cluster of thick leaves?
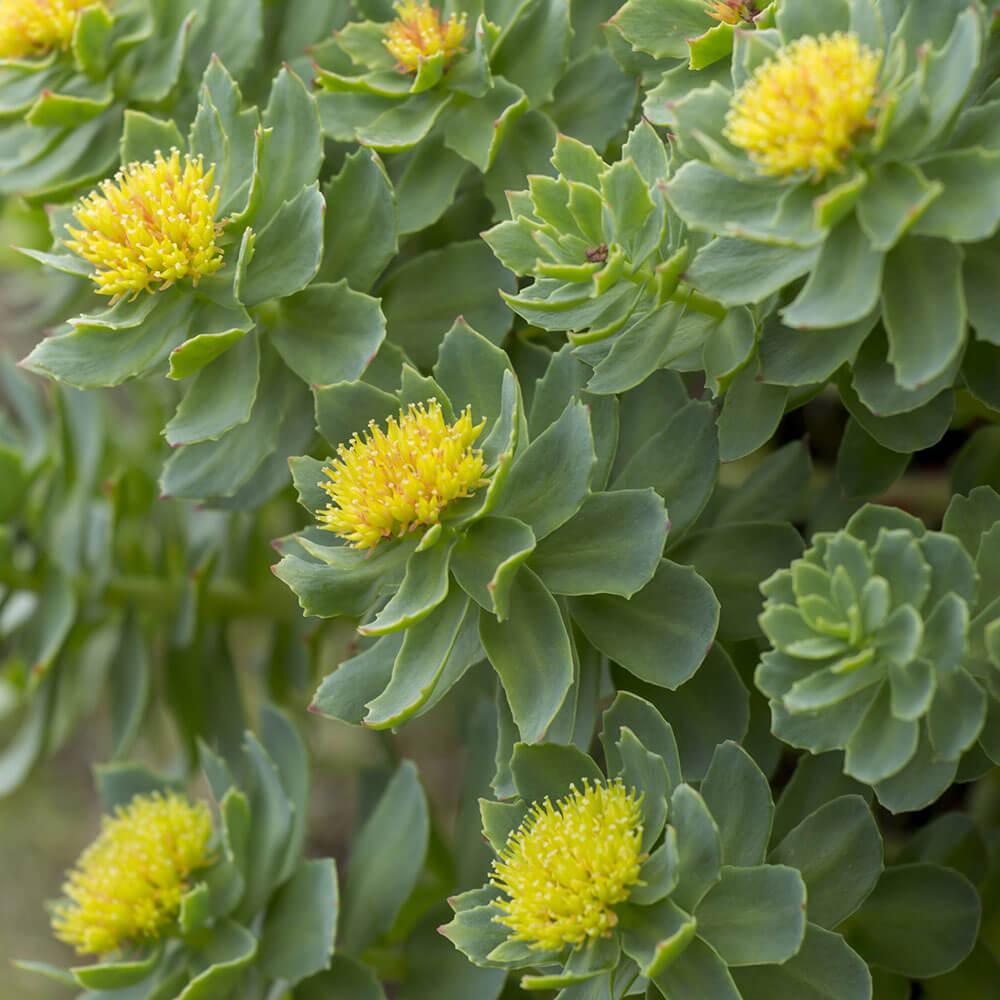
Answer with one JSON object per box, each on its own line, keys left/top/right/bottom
{"left": 1, "top": 0, "right": 1000, "bottom": 998}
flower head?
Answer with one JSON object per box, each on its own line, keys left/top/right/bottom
{"left": 705, "top": 0, "right": 757, "bottom": 25}
{"left": 318, "top": 399, "right": 487, "bottom": 550}
{"left": 65, "top": 150, "right": 224, "bottom": 301}
{"left": 384, "top": 1, "right": 466, "bottom": 73}
{"left": 0, "top": 0, "right": 98, "bottom": 60}
{"left": 725, "top": 32, "right": 882, "bottom": 179}
{"left": 491, "top": 780, "right": 645, "bottom": 952}
{"left": 52, "top": 792, "right": 213, "bottom": 956}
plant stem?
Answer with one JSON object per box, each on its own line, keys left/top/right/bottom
{"left": 0, "top": 566, "right": 302, "bottom": 622}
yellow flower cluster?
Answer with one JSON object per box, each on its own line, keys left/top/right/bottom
{"left": 384, "top": 0, "right": 467, "bottom": 73}
{"left": 65, "top": 150, "right": 224, "bottom": 301}
{"left": 705, "top": 0, "right": 757, "bottom": 25}
{"left": 52, "top": 792, "right": 213, "bottom": 956}
{"left": 318, "top": 399, "right": 487, "bottom": 550}
{"left": 725, "top": 32, "right": 882, "bottom": 179}
{"left": 0, "top": 0, "right": 97, "bottom": 60}
{"left": 491, "top": 780, "right": 645, "bottom": 952}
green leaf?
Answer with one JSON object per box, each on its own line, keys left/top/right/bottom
{"left": 259, "top": 858, "right": 338, "bottom": 985}
{"left": 671, "top": 523, "right": 804, "bottom": 641}
{"left": 296, "top": 957, "right": 387, "bottom": 1000}
{"left": 319, "top": 149, "right": 396, "bottom": 291}
{"left": 72, "top": 946, "right": 162, "bottom": 990}
{"left": 695, "top": 864, "right": 807, "bottom": 966}
{"left": 612, "top": 0, "right": 710, "bottom": 60}
{"left": 733, "top": 924, "right": 873, "bottom": 1000}
{"left": 882, "top": 236, "right": 967, "bottom": 390}
{"left": 701, "top": 742, "right": 773, "bottom": 868}
{"left": 839, "top": 376, "right": 954, "bottom": 455}
{"left": 314, "top": 379, "right": 399, "bottom": 449}
{"left": 856, "top": 161, "right": 942, "bottom": 251}
{"left": 717, "top": 363, "right": 789, "bottom": 462}
{"left": 242, "top": 183, "right": 324, "bottom": 307}
{"left": 311, "top": 634, "right": 401, "bottom": 726}
{"left": 357, "top": 90, "right": 453, "bottom": 152}
{"left": 381, "top": 240, "right": 516, "bottom": 369}
{"left": 600, "top": 691, "right": 682, "bottom": 790}
{"left": 258, "top": 66, "right": 323, "bottom": 223}
{"left": 363, "top": 589, "right": 471, "bottom": 728}
{"left": 781, "top": 216, "right": 884, "bottom": 329}
{"left": 687, "top": 238, "right": 820, "bottom": 307}
{"left": 547, "top": 49, "right": 636, "bottom": 151}
{"left": 770, "top": 795, "right": 883, "bottom": 929}
{"left": 433, "top": 318, "right": 515, "bottom": 431}
{"left": 495, "top": 401, "right": 594, "bottom": 539}
{"left": 844, "top": 863, "right": 980, "bottom": 979}
{"left": 671, "top": 783, "right": 722, "bottom": 911}
{"left": 176, "top": 920, "right": 258, "bottom": 1000}
{"left": 963, "top": 236, "right": 1000, "bottom": 345}
{"left": 844, "top": 681, "right": 919, "bottom": 785}
{"left": 510, "top": 742, "right": 604, "bottom": 804}
{"left": 270, "top": 282, "right": 385, "bottom": 387}
{"left": 612, "top": 400, "right": 719, "bottom": 538}
{"left": 619, "top": 898, "right": 698, "bottom": 979}
{"left": 443, "top": 78, "right": 528, "bottom": 172}
{"left": 572, "top": 560, "right": 719, "bottom": 688}
{"left": 913, "top": 149, "right": 1000, "bottom": 243}
{"left": 339, "top": 761, "right": 429, "bottom": 954}
{"left": 165, "top": 333, "right": 259, "bottom": 446}
{"left": 836, "top": 418, "right": 910, "bottom": 499}
{"left": 491, "top": 0, "right": 571, "bottom": 106}
{"left": 120, "top": 110, "right": 185, "bottom": 165}
{"left": 22, "top": 292, "right": 193, "bottom": 389}
{"left": 451, "top": 515, "right": 536, "bottom": 619}
{"left": 109, "top": 615, "right": 150, "bottom": 760}
{"left": 479, "top": 567, "right": 574, "bottom": 743}
{"left": 650, "top": 936, "right": 741, "bottom": 1000}
{"left": 531, "top": 489, "right": 668, "bottom": 597}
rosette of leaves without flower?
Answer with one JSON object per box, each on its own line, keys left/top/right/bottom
{"left": 20, "top": 708, "right": 352, "bottom": 997}
{"left": 275, "top": 322, "right": 727, "bottom": 743}
{"left": 0, "top": 0, "right": 204, "bottom": 202}
{"left": 484, "top": 123, "right": 774, "bottom": 399}
{"left": 757, "top": 500, "right": 1000, "bottom": 813}
{"left": 658, "top": 0, "right": 1000, "bottom": 400}
{"left": 442, "top": 691, "right": 906, "bottom": 1000}
{"left": 18, "top": 57, "right": 390, "bottom": 505}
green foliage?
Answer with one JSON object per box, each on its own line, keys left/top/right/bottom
{"left": 0, "top": 1, "right": 998, "bottom": 997}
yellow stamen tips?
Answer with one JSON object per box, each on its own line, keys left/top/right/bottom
{"left": 51, "top": 792, "right": 213, "bottom": 956}
{"left": 705, "top": 0, "right": 756, "bottom": 25}
{"left": 491, "top": 780, "right": 645, "bottom": 953}
{"left": 318, "top": 399, "right": 488, "bottom": 550}
{"left": 0, "top": 0, "right": 98, "bottom": 60}
{"left": 65, "top": 150, "right": 224, "bottom": 302}
{"left": 384, "top": 1, "right": 467, "bottom": 73}
{"left": 725, "top": 32, "right": 882, "bottom": 179}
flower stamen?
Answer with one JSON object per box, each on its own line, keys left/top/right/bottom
{"left": 0, "top": 0, "right": 100, "bottom": 60}
{"left": 65, "top": 150, "right": 225, "bottom": 301}
{"left": 318, "top": 399, "right": 488, "bottom": 550}
{"left": 52, "top": 792, "right": 213, "bottom": 956}
{"left": 725, "top": 32, "right": 882, "bottom": 179}
{"left": 491, "top": 780, "right": 645, "bottom": 952}
{"left": 384, "top": 1, "right": 467, "bottom": 73}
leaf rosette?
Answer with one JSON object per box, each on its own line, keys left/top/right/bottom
{"left": 0, "top": 0, "right": 200, "bottom": 202}
{"left": 276, "top": 322, "right": 690, "bottom": 741}
{"left": 443, "top": 692, "right": 885, "bottom": 999}
{"left": 313, "top": 0, "right": 556, "bottom": 171}
{"left": 659, "top": 0, "right": 999, "bottom": 393}
{"left": 24, "top": 708, "right": 343, "bottom": 997}
{"left": 757, "top": 498, "right": 1000, "bottom": 813}
{"left": 17, "top": 57, "right": 390, "bottom": 506}
{"left": 484, "top": 123, "right": 770, "bottom": 398}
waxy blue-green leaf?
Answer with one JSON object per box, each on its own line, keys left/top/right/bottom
{"left": 451, "top": 516, "right": 536, "bottom": 619}
{"left": 572, "top": 560, "right": 719, "bottom": 688}
{"left": 700, "top": 742, "right": 773, "bottom": 868}
{"left": 339, "top": 761, "right": 429, "bottom": 954}
{"left": 480, "top": 567, "right": 573, "bottom": 743}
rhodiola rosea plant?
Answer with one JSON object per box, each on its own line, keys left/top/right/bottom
{"left": 0, "top": 0, "right": 998, "bottom": 997}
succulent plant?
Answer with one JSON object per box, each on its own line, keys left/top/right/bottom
{"left": 276, "top": 321, "right": 726, "bottom": 742}
{"left": 0, "top": 0, "right": 210, "bottom": 201}
{"left": 442, "top": 691, "right": 969, "bottom": 999}
{"left": 22, "top": 707, "right": 343, "bottom": 997}
{"left": 659, "top": 0, "right": 998, "bottom": 395}
{"left": 758, "top": 497, "right": 1000, "bottom": 812}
